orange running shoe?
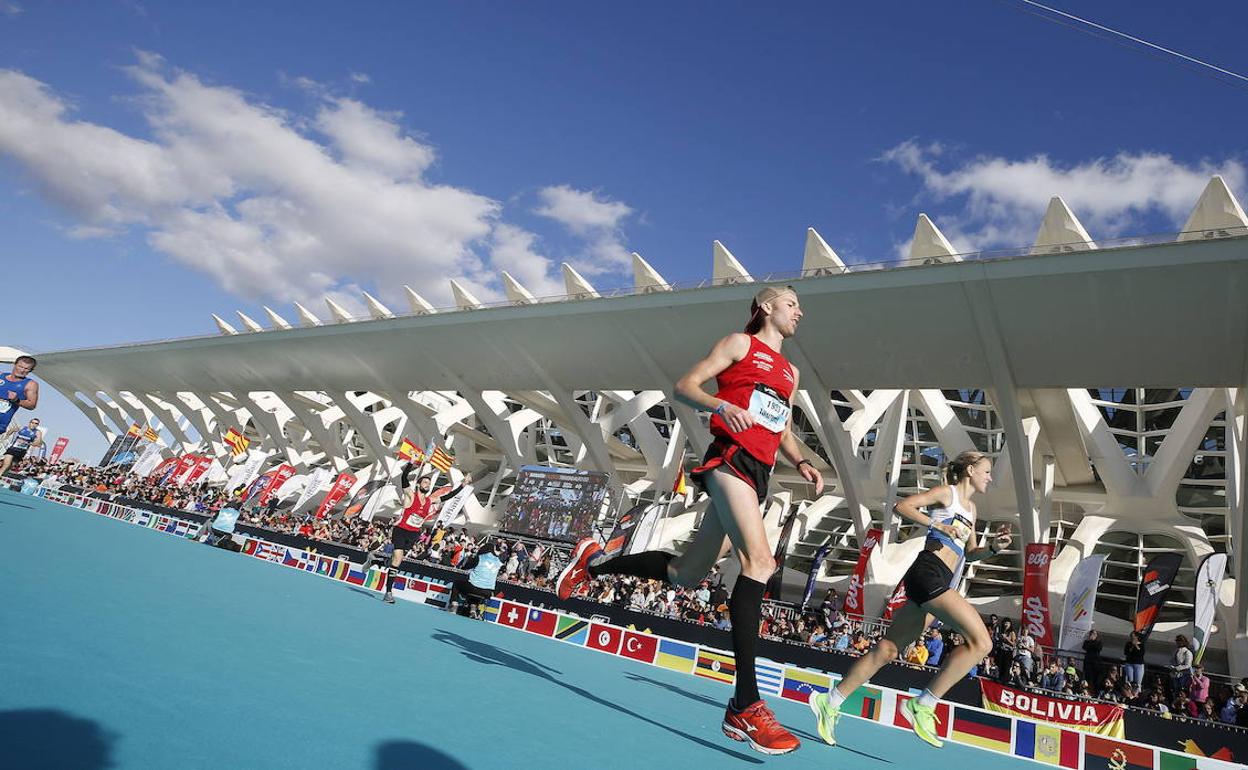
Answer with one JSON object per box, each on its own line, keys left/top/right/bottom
{"left": 721, "top": 699, "right": 801, "bottom": 755}
{"left": 556, "top": 538, "right": 602, "bottom": 601}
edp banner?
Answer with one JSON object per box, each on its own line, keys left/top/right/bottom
{"left": 314, "top": 471, "right": 357, "bottom": 519}
{"left": 1021, "top": 543, "right": 1056, "bottom": 653}
{"left": 843, "top": 528, "right": 883, "bottom": 621}
{"left": 49, "top": 436, "right": 69, "bottom": 464}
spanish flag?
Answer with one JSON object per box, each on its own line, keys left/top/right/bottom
{"left": 429, "top": 446, "right": 455, "bottom": 473}
{"left": 126, "top": 423, "right": 142, "bottom": 438}
{"left": 396, "top": 437, "right": 420, "bottom": 461}
{"left": 672, "top": 468, "right": 688, "bottom": 495}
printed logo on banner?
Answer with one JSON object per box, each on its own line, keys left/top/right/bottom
{"left": 554, "top": 616, "right": 589, "bottom": 645}
{"left": 498, "top": 602, "right": 528, "bottom": 629}
{"left": 619, "top": 631, "right": 658, "bottom": 664}
{"left": 655, "top": 639, "right": 697, "bottom": 673}
{"left": 525, "top": 608, "right": 558, "bottom": 637}
{"left": 695, "top": 649, "right": 736, "bottom": 684}
{"left": 781, "top": 667, "right": 831, "bottom": 703}
{"left": 586, "top": 623, "right": 623, "bottom": 655}
{"left": 951, "top": 706, "right": 1013, "bottom": 753}
{"left": 894, "top": 693, "right": 951, "bottom": 738}
{"left": 1083, "top": 735, "right": 1154, "bottom": 770}
{"left": 1014, "top": 720, "right": 1081, "bottom": 768}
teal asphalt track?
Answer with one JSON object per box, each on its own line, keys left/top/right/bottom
{"left": 0, "top": 489, "right": 1041, "bottom": 769}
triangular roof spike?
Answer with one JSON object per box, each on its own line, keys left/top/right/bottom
{"left": 712, "top": 240, "right": 753, "bottom": 284}
{"left": 802, "top": 228, "right": 847, "bottom": 274}
{"left": 1179, "top": 175, "right": 1248, "bottom": 242}
{"left": 263, "top": 306, "right": 292, "bottom": 330}
{"left": 235, "top": 311, "right": 265, "bottom": 333}
{"left": 500, "top": 271, "right": 537, "bottom": 305}
{"left": 212, "top": 314, "right": 238, "bottom": 335}
{"left": 908, "top": 213, "right": 961, "bottom": 263}
{"left": 632, "top": 252, "right": 670, "bottom": 292}
{"left": 324, "top": 296, "right": 354, "bottom": 323}
{"left": 1032, "top": 196, "right": 1096, "bottom": 253}
{"left": 362, "top": 291, "right": 395, "bottom": 319}
{"left": 449, "top": 279, "right": 484, "bottom": 310}
{"left": 561, "top": 263, "right": 599, "bottom": 298}
{"left": 403, "top": 285, "right": 437, "bottom": 314}
{"left": 293, "top": 302, "right": 323, "bottom": 327}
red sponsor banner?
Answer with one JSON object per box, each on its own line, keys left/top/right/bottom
{"left": 314, "top": 471, "right": 357, "bottom": 519}
{"left": 147, "top": 457, "right": 180, "bottom": 481}
{"left": 843, "top": 527, "right": 882, "bottom": 621}
{"left": 586, "top": 623, "right": 623, "bottom": 654}
{"left": 184, "top": 455, "right": 214, "bottom": 486}
{"left": 171, "top": 454, "right": 197, "bottom": 484}
{"left": 980, "top": 679, "right": 1125, "bottom": 738}
{"left": 880, "top": 581, "right": 909, "bottom": 622}
{"left": 620, "top": 631, "right": 658, "bottom": 664}
{"left": 1021, "top": 543, "right": 1056, "bottom": 652}
{"left": 258, "top": 463, "right": 296, "bottom": 505}
{"left": 49, "top": 437, "right": 70, "bottom": 464}
{"left": 498, "top": 601, "right": 527, "bottom": 629}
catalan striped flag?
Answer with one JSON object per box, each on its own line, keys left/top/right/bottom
{"left": 951, "top": 707, "right": 1013, "bottom": 753}
{"left": 143, "top": 426, "right": 160, "bottom": 443}
{"left": 222, "top": 427, "right": 250, "bottom": 456}
{"left": 695, "top": 648, "right": 735, "bottom": 684}
{"left": 429, "top": 446, "right": 455, "bottom": 474}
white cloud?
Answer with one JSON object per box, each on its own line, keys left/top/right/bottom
{"left": 882, "top": 140, "right": 1245, "bottom": 253}
{"left": 1, "top": 2, "right": 22, "bottom": 18}
{"left": 535, "top": 184, "right": 634, "bottom": 274}
{"left": 0, "top": 55, "right": 638, "bottom": 310}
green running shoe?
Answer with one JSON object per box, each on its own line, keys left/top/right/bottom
{"left": 808, "top": 691, "right": 841, "bottom": 746}
{"left": 903, "top": 698, "right": 943, "bottom": 748}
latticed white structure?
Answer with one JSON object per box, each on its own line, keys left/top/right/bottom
{"left": 19, "top": 176, "right": 1248, "bottom": 674}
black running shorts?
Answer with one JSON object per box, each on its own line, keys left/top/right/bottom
{"left": 3, "top": 447, "right": 27, "bottom": 461}
{"left": 690, "top": 439, "right": 772, "bottom": 504}
{"left": 391, "top": 527, "right": 421, "bottom": 552}
{"left": 902, "top": 549, "right": 955, "bottom": 606}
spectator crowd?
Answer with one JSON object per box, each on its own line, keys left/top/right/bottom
{"left": 10, "top": 456, "right": 1248, "bottom": 729}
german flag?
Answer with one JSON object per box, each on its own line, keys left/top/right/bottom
{"left": 951, "top": 706, "right": 1012, "bottom": 753}
{"left": 694, "top": 648, "right": 735, "bottom": 684}
{"left": 429, "top": 446, "right": 455, "bottom": 473}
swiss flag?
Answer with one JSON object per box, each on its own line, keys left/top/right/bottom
{"left": 619, "top": 631, "right": 658, "bottom": 664}
{"left": 499, "top": 601, "right": 528, "bottom": 629}
{"left": 586, "top": 622, "right": 623, "bottom": 654}
{"left": 525, "top": 608, "right": 558, "bottom": 637}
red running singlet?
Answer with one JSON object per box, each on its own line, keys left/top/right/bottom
{"left": 397, "top": 494, "right": 436, "bottom": 531}
{"left": 708, "top": 335, "right": 796, "bottom": 465}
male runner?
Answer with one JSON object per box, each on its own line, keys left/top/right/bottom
{"left": 0, "top": 417, "right": 43, "bottom": 476}
{"left": 382, "top": 466, "right": 471, "bottom": 603}
{"left": 0, "top": 355, "right": 38, "bottom": 437}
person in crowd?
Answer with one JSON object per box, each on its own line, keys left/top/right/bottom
{"left": 1040, "top": 660, "right": 1067, "bottom": 692}
{"left": 809, "top": 451, "right": 1010, "bottom": 750}
{"left": 1015, "top": 627, "right": 1036, "bottom": 678}
{"left": 925, "top": 628, "right": 945, "bottom": 667}
{"left": 1171, "top": 634, "right": 1194, "bottom": 694}
{"left": 1188, "top": 663, "right": 1210, "bottom": 709}
{"left": 993, "top": 618, "right": 1017, "bottom": 682}
{"left": 0, "top": 417, "right": 43, "bottom": 477}
{"left": 1082, "top": 630, "right": 1103, "bottom": 690}
{"left": 904, "top": 640, "right": 929, "bottom": 666}
{"left": 451, "top": 539, "right": 504, "bottom": 617}
{"left": 1123, "top": 632, "right": 1146, "bottom": 688}
{"left": 556, "top": 285, "right": 822, "bottom": 755}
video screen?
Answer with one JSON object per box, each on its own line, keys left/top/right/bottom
{"left": 499, "top": 465, "right": 610, "bottom": 543}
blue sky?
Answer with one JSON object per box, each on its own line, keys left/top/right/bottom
{"left": 2, "top": 0, "right": 1245, "bottom": 460}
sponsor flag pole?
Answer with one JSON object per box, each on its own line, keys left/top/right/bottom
{"left": 1192, "top": 552, "right": 1227, "bottom": 664}
{"left": 1134, "top": 552, "right": 1184, "bottom": 643}
{"left": 1058, "top": 554, "right": 1106, "bottom": 653}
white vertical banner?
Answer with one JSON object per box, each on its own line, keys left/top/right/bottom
{"left": 227, "top": 451, "right": 266, "bottom": 491}
{"left": 625, "top": 503, "right": 665, "bottom": 555}
{"left": 293, "top": 467, "right": 334, "bottom": 513}
{"left": 1193, "top": 552, "right": 1228, "bottom": 664}
{"left": 434, "top": 484, "right": 475, "bottom": 527}
{"left": 1058, "top": 554, "right": 1106, "bottom": 652}
{"left": 130, "top": 443, "right": 164, "bottom": 477}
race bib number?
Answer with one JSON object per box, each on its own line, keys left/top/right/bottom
{"left": 748, "top": 385, "right": 790, "bottom": 433}
{"left": 0, "top": 400, "right": 10, "bottom": 414}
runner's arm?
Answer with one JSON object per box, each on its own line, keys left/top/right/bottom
{"left": 893, "top": 486, "right": 956, "bottom": 536}
{"left": 16, "top": 380, "right": 37, "bottom": 409}
{"left": 965, "top": 523, "right": 1011, "bottom": 562}
{"left": 674, "top": 333, "right": 752, "bottom": 431}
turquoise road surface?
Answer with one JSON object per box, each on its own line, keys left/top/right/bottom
{"left": 0, "top": 489, "right": 1037, "bottom": 769}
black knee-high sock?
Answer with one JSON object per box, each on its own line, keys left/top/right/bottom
{"left": 729, "top": 575, "right": 766, "bottom": 708}
{"left": 386, "top": 567, "right": 398, "bottom": 592}
{"left": 587, "top": 550, "right": 672, "bottom": 582}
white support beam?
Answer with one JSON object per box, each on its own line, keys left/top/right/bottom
{"left": 501, "top": 272, "right": 538, "bottom": 305}
{"left": 404, "top": 286, "right": 438, "bottom": 315}
{"left": 803, "top": 228, "right": 847, "bottom": 275}
{"left": 263, "top": 307, "right": 293, "bottom": 330}
{"left": 212, "top": 314, "right": 239, "bottom": 335}
{"left": 632, "top": 252, "right": 670, "bottom": 293}
{"left": 909, "top": 213, "right": 960, "bottom": 264}
{"left": 236, "top": 311, "right": 265, "bottom": 333}
{"left": 1180, "top": 175, "right": 1248, "bottom": 241}
{"left": 712, "top": 240, "right": 752, "bottom": 284}
{"left": 363, "top": 292, "right": 395, "bottom": 320}
{"left": 325, "top": 297, "right": 355, "bottom": 324}
{"left": 293, "top": 302, "right": 323, "bottom": 327}
{"left": 561, "top": 263, "right": 599, "bottom": 299}
{"left": 450, "top": 279, "right": 485, "bottom": 310}
{"left": 1032, "top": 197, "right": 1096, "bottom": 253}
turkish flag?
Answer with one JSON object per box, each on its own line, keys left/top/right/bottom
{"left": 586, "top": 622, "right": 623, "bottom": 654}
{"left": 619, "top": 631, "right": 658, "bottom": 663}
{"left": 498, "top": 601, "right": 528, "bottom": 629}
